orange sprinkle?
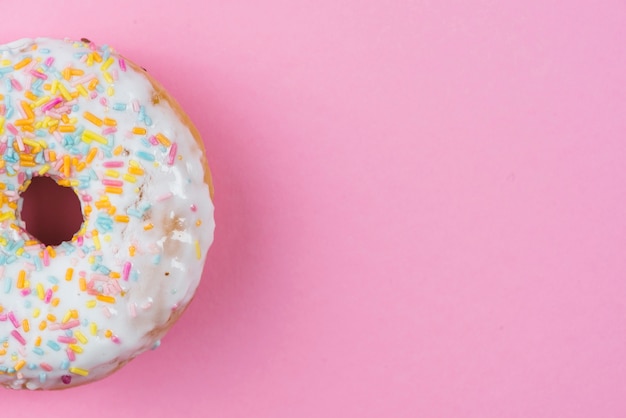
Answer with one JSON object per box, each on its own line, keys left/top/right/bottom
{"left": 84, "top": 111, "right": 103, "bottom": 127}
{"left": 114, "top": 215, "right": 129, "bottom": 223}
{"left": 96, "top": 295, "right": 115, "bottom": 304}
{"left": 156, "top": 133, "right": 171, "bottom": 147}
{"left": 113, "top": 145, "right": 123, "bottom": 156}
{"left": 79, "top": 277, "right": 87, "bottom": 291}
{"left": 85, "top": 147, "right": 98, "bottom": 164}
{"left": 16, "top": 270, "right": 25, "bottom": 289}
{"left": 128, "top": 166, "right": 144, "bottom": 176}
{"left": 105, "top": 186, "right": 123, "bottom": 194}
{"left": 63, "top": 154, "right": 71, "bottom": 177}
{"left": 51, "top": 298, "right": 60, "bottom": 307}
{"left": 22, "top": 319, "right": 29, "bottom": 332}
{"left": 24, "top": 90, "right": 38, "bottom": 101}
{"left": 129, "top": 245, "right": 136, "bottom": 256}
{"left": 143, "top": 223, "right": 153, "bottom": 231}
{"left": 13, "top": 57, "right": 32, "bottom": 70}
{"left": 132, "top": 127, "right": 147, "bottom": 135}
{"left": 39, "top": 321, "right": 47, "bottom": 331}
{"left": 65, "top": 268, "right": 73, "bottom": 281}
{"left": 34, "top": 336, "right": 42, "bottom": 346}
{"left": 103, "top": 117, "right": 117, "bottom": 126}
{"left": 59, "top": 125, "right": 76, "bottom": 133}
{"left": 46, "top": 314, "right": 56, "bottom": 322}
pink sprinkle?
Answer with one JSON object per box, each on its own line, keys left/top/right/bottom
{"left": 70, "top": 74, "right": 96, "bottom": 87}
{"left": 102, "top": 307, "right": 111, "bottom": 318}
{"left": 122, "top": 262, "right": 131, "bottom": 281}
{"left": 60, "top": 320, "right": 80, "bottom": 330}
{"left": 43, "top": 249, "right": 49, "bottom": 266}
{"left": 57, "top": 336, "right": 77, "bottom": 344}
{"left": 102, "top": 127, "right": 117, "bottom": 135}
{"left": 111, "top": 335, "right": 121, "bottom": 344}
{"left": 103, "top": 161, "right": 124, "bottom": 168}
{"left": 148, "top": 135, "right": 159, "bottom": 146}
{"left": 29, "top": 69, "right": 47, "bottom": 80}
{"left": 81, "top": 193, "right": 93, "bottom": 202}
{"left": 8, "top": 312, "right": 19, "bottom": 328}
{"left": 157, "top": 192, "right": 172, "bottom": 202}
{"left": 0, "top": 143, "right": 6, "bottom": 156}
{"left": 20, "top": 289, "right": 31, "bottom": 297}
{"left": 40, "top": 363, "right": 53, "bottom": 372}
{"left": 15, "top": 135, "right": 24, "bottom": 152}
{"left": 89, "top": 91, "right": 98, "bottom": 100}
{"left": 44, "top": 56, "right": 54, "bottom": 67}
{"left": 167, "top": 142, "right": 178, "bottom": 165}
{"left": 190, "top": 204, "right": 197, "bottom": 212}
{"left": 41, "top": 97, "right": 62, "bottom": 112}
{"left": 111, "top": 69, "right": 118, "bottom": 81}
{"left": 10, "top": 78, "right": 22, "bottom": 91}
{"left": 129, "top": 302, "right": 137, "bottom": 317}
{"left": 131, "top": 99, "right": 140, "bottom": 112}
{"left": 119, "top": 58, "right": 127, "bottom": 72}
{"left": 99, "top": 97, "right": 107, "bottom": 106}
{"left": 44, "top": 289, "right": 53, "bottom": 304}
{"left": 7, "top": 124, "right": 18, "bottom": 135}
{"left": 102, "top": 179, "right": 123, "bottom": 187}
{"left": 0, "top": 104, "right": 5, "bottom": 116}
{"left": 76, "top": 235, "right": 84, "bottom": 246}
{"left": 11, "top": 330, "right": 26, "bottom": 345}
{"left": 66, "top": 349, "right": 76, "bottom": 361}
{"left": 17, "top": 172, "right": 25, "bottom": 185}
{"left": 0, "top": 314, "right": 6, "bottom": 321}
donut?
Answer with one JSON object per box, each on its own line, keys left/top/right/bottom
{"left": 0, "top": 38, "right": 215, "bottom": 389}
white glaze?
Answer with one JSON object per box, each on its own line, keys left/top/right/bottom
{"left": 0, "top": 38, "right": 214, "bottom": 389}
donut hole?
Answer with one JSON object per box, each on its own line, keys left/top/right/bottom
{"left": 20, "top": 176, "right": 83, "bottom": 246}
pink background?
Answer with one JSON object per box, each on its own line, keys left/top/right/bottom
{"left": 0, "top": 0, "right": 625, "bottom": 416}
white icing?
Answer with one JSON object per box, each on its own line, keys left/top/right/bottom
{"left": 0, "top": 38, "right": 214, "bottom": 389}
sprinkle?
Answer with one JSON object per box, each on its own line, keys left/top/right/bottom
{"left": 167, "top": 143, "right": 178, "bottom": 165}
{"left": 96, "top": 295, "right": 115, "bottom": 304}
{"left": 122, "top": 262, "right": 131, "bottom": 281}
{"left": 11, "top": 330, "right": 26, "bottom": 345}
{"left": 195, "top": 240, "right": 201, "bottom": 260}
{"left": 13, "top": 57, "right": 32, "bottom": 70}
{"left": 83, "top": 111, "right": 103, "bottom": 127}
{"left": 65, "top": 268, "right": 73, "bottom": 281}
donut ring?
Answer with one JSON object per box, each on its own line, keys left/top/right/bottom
{"left": 0, "top": 38, "right": 215, "bottom": 389}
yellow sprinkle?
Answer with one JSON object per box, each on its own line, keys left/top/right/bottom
{"left": 96, "top": 295, "right": 115, "bottom": 304}
{"left": 106, "top": 86, "right": 115, "bottom": 96}
{"left": 114, "top": 215, "right": 129, "bottom": 223}
{"left": 89, "top": 323, "right": 97, "bottom": 335}
{"left": 34, "top": 95, "right": 50, "bottom": 108}
{"left": 32, "top": 308, "right": 40, "bottom": 318}
{"left": 69, "top": 367, "right": 89, "bottom": 377}
{"left": 22, "top": 319, "right": 29, "bottom": 332}
{"left": 62, "top": 311, "right": 72, "bottom": 323}
{"left": 100, "top": 56, "right": 114, "bottom": 71}
{"left": 13, "top": 57, "right": 32, "bottom": 70}
{"left": 36, "top": 283, "right": 44, "bottom": 300}
{"left": 15, "top": 248, "right": 24, "bottom": 256}
{"left": 75, "top": 331, "right": 88, "bottom": 344}
{"left": 82, "top": 130, "right": 107, "bottom": 145}
{"left": 37, "top": 164, "right": 50, "bottom": 176}
{"left": 86, "top": 300, "right": 97, "bottom": 308}
{"left": 46, "top": 246, "right": 56, "bottom": 258}
{"left": 104, "top": 169, "right": 119, "bottom": 178}
{"left": 132, "top": 127, "right": 147, "bottom": 135}
{"left": 123, "top": 173, "right": 136, "bottom": 183}
{"left": 76, "top": 84, "right": 88, "bottom": 97}
{"left": 195, "top": 240, "right": 201, "bottom": 260}
{"left": 65, "top": 267, "right": 73, "bottom": 281}
{"left": 14, "top": 360, "right": 26, "bottom": 371}
{"left": 68, "top": 344, "right": 83, "bottom": 353}
{"left": 57, "top": 82, "right": 72, "bottom": 101}
{"left": 83, "top": 111, "right": 103, "bottom": 127}
{"left": 102, "top": 71, "right": 114, "bottom": 85}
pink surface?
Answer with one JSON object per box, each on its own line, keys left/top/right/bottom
{"left": 0, "top": 0, "right": 625, "bottom": 416}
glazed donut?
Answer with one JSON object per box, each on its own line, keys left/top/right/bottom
{"left": 0, "top": 38, "right": 215, "bottom": 389}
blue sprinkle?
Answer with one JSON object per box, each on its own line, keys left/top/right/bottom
{"left": 151, "top": 340, "right": 161, "bottom": 350}
{"left": 39, "top": 373, "right": 47, "bottom": 383}
{"left": 46, "top": 341, "right": 61, "bottom": 351}
{"left": 152, "top": 254, "right": 161, "bottom": 265}
{"left": 5, "top": 255, "right": 16, "bottom": 264}
{"left": 47, "top": 276, "right": 59, "bottom": 284}
{"left": 60, "top": 360, "right": 69, "bottom": 370}
{"left": 0, "top": 67, "right": 12, "bottom": 75}
{"left": 0, "top": 366, "right": 7, "bottom": 373}
{"left": 4, "top": 278, "right": 11, "bottom": 294}
{"left": 39, "top": 48, "right": 50, "bottom": 54}
{"left": 23, "top": 300, "right": 31, "bottom": 309}
{"left": 3, "top": 78, "right": 11, "bottom": 92}
{"left": 127, "top": 208, "right": 142, "bottom": 219}
{"left": 27, "top": 363, "right": 37, "bottom": 370}
{"left": 136, "top": 151, "right": 155, "bottom": 162}
{"left": 113, "top": 103, "right": 126, "bottom": 111}
{"left": 33, "top": 347, "right": 44, "bottom": 356}
{"left": 5, "top": 106, "right": 13, "bottom": 118}
{"left": 144, "top": 116, "right": 153, "bottom": 126}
